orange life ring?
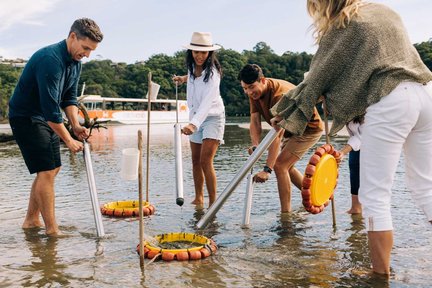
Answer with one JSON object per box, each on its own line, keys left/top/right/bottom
{"left": 179, "top": 103, "right": 187, "bottom": 112}
{"left": 136, "top": 232, "right": 217, "bottom": 261}
{"left": 100, "top": 200, "right": 155, "bottom": 217}
{"left": 301, "top": 144, "right": 339, "bottom": 214}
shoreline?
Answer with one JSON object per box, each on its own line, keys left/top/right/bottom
{"left": 0, "top": 121, "right": 349, "bottom": 143}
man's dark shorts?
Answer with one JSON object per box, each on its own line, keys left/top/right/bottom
{"left": 10, "top": 117, "right": 61, "bottom": 174}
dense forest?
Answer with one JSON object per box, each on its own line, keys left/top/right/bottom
{"left": 1, "top": 40, "right": 432, "bottom": 121}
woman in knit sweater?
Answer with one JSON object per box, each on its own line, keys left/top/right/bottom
{"left": 270, "top": 0, "right": 432, "bottom": 276}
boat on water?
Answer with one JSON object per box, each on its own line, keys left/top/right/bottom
{"left": 78, "top": 95, "right": 189, "bottom": 125}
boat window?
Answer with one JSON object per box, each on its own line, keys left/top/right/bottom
{"left": 82, "top": 99, "right": 185, "bottom": 112}
{"left": 83, "top": 102, "right": 102, "bottom": 110}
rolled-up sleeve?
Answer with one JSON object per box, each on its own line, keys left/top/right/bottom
{"left": 60, "top": 63, "right": 80, "bottom": 109}
{"left": 347, "top": 122, "right": 362, "bottom": 151}
{"left": 36, "top": 56, "right": 64, "bottom": 123}
{"left": 270, "top": 82, "right": 320, "bottom": 136}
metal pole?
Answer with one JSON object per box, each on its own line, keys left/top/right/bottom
{"left": 241, "top": 171, "right": 254, "bottom": 228}
{"left": 174, "top": 124, "right": 184, "bottom": 206}
{"left": 322, "top": 99, "right": 337, "bottom": 228}
{"left": 174, "top": 81, "right": 184, "bottom": 206}
{"left": 83, "top": 141, "right": 105, "bottom": 237}
{"left": 138, "top": 130, "right": 144, "bottom": 267}
{"left": 146, "top": 73, "right": 152, "bottom": 203}
{"left": 196, "top": 128, "right": 279, "bottom": 229}
{"left": 80, "top": 82, "right": 86, "bottom": 96}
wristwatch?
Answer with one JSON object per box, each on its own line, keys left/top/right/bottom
{"left": 263, "top": 165, "right": 273, "bottom": 174}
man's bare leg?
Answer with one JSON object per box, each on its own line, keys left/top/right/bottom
{"left": 22, "top": 180, "right": 43, "bottom": 228}
{"left": 274, "top": 150, "right": 300, "bottom": 213}
{"left": 24, "top": 168, "right": 61, "bottom": 235}
{"left": 289, "top": 166, "right": 303, "bottom": 191}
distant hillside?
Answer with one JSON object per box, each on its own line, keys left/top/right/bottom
{"left": 1, "top": 40, "right": 431, "bottom": 120}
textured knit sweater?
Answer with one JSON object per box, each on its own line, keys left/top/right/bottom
{"left": 270, "top": 3, "right": 432, "bottom": 136}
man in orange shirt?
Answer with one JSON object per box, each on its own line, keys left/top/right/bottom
{"left": 238, "top": 64, "right": 323, "bottom": 213}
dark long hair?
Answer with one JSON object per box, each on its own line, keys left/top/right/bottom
{"left": 186, "top": 50, "right": 222, "bottom": 82}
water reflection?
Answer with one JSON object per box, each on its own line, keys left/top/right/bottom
{"left": 1, "top": 121, "right": 431, "bottom": 287}
{"left": 22, "top": 229, "right": 69, "bottom": 287}
{"left": 345, "top": 214, "right": 369, "bottom": 269}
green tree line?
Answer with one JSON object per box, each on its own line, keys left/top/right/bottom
{"left": 1, "top": 41, "right": 432, "bottom": 121}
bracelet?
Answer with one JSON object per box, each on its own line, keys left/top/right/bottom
{"left": 263, "top": 165, "right": 273, "bottom": 174}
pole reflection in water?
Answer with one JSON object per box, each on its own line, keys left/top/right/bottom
{"left": 23, "top": 229, "right": 69, "bottom": 287}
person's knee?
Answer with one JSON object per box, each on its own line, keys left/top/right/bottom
{"left": 37, "top": 168, "right": 60, "bottom": 180}
{"left": 192, "top": 157, "right": 201, "bottom": 166}
{"left": 199, "top": 158, "right": 213, "bottom": 170}
{"left": 273, "top": 162, "right": 284, "bottom": 174}
{"left": 274, "top": 157, "right": 295, "bottom": 174}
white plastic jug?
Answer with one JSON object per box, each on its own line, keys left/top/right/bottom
{"left": 120, "top": 148, "right": 139, "bottom": 181}
{"left": 145, "top": 81, "right": 161, "bottom": 101}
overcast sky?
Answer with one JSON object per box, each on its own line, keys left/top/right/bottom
{"left": 1, "top": 0, "right": 431, "bottom": 64}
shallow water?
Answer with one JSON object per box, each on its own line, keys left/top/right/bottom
{"left": 0, "top": 121, "right": 431, "bottom": 287}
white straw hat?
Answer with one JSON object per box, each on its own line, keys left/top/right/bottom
{"left": 183, "top": 32, "right": 221, "bottom": 51}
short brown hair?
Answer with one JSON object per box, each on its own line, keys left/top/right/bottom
{"left": 69, "top": 18, "right": 103, "bottom": 43}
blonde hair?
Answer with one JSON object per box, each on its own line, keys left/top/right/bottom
{"left": 307, "top": 0, "right": 363, "bottom": 42}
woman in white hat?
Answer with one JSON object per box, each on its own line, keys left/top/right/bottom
{"left": 173, "top": 32, "right": 225, "bottom": 207}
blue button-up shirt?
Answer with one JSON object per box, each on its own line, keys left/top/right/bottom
{"left": 9, "top": 40, "right": 81, "bottom": 123}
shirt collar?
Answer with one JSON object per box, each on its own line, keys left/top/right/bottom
{"left": 59, "top": 39, "right": 77, "bottom": 65}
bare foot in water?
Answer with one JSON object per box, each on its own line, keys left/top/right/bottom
{"left": 191, "top": 198, "right": 204, "bottom": 205}
{"left": 347, "top": 195, "right": 362, "bottom": 214}
{"left": 347, "top": 207, "right": 362, "bottom": 214}
{"left": 46, "top": 229, "right": 72, "bottom": 238}
{"left": 22, "top": 221, "right": 44, "bottom": 229}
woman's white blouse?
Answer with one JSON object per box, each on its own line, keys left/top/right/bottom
{"left": 186, "top": 68, "right": 225, "bottom": 129}
{"left": 346, "top": 121, "right": 362, "bottom": 151}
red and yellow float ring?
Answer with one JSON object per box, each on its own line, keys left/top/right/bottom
{"left": 100, "top": 200, "right": 155, "bottom": 217}
{"left": 301, "top": 144, "right": 339, "bottom": 214}
{"left": 136, "top": 232, "right": 217, "bottom": 261}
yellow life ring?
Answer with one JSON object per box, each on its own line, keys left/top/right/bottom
{"left": 100, "top": 200, "right": 155, "bottom": 217}
{"left": 301, "top": 144, "right": 339, "bottom": 214}
{"left": 136, "top": 232, "right": 217, "bottom": 261}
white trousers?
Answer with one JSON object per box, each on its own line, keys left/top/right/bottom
{"left": 360, "top": 81, "right": 432, "bottom": 231}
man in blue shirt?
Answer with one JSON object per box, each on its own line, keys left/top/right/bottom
{"left": 8, "top": 18, "right": 103, "bottom": 236}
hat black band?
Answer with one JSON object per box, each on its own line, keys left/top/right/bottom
{"left": 190, "top": 43, "right": 213, "bottom": 47}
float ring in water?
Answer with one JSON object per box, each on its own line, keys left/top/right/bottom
{"left": 136, "top": 232, "right": 217, "bottom": 261}
{"left": 100, "top": 200, "right": 155, "bottom": 217}
{"left": 301, "top": 144, "right": 339, "bottom": 214}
